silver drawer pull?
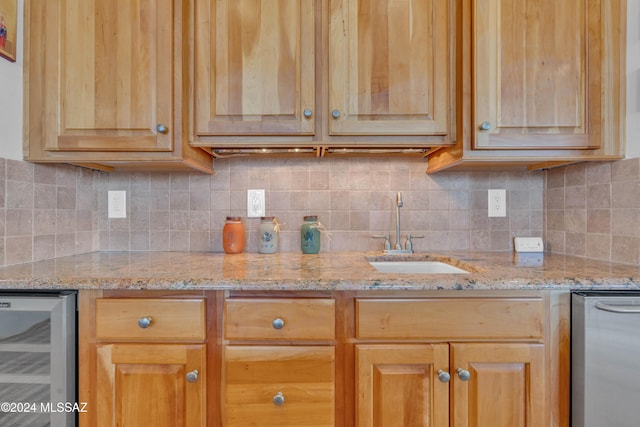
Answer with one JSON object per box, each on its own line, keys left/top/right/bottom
{"left": 437, "top": 370, "right": 450, "bottom": 383}
{"left": 272, "top": 318, "right": 285, "bottom": 330}
{"left": 273, "top": 392, "right": 285, "bottom": 406}
{"left": 137, "top": 316, "right": 152, "bottom": 329}
{"left": 595, "top": 302, "right": 640, "bottom": 314}
{"left": 457, "top": 368, "right": 471, "bottom": 381}
{"left": 186, "top": 370, "right": 198, "bottom": 383}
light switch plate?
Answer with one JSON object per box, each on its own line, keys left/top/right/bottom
{"left": 514, "top": 237, "right": 544, "bottom": 253}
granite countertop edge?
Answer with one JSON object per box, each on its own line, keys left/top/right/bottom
{"left": 0, "top": 251, "right": 638, "bottom": 292}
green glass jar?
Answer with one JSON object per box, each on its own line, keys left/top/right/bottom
{"left": 300, "top": 215, "right": 320, "bottom": 254}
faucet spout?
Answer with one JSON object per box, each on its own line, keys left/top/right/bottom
{"left": 395, "top": 192, "right": 403, "bottom": 250}
{"left": 373, "top": 191, "right": 422, "bottom": 254}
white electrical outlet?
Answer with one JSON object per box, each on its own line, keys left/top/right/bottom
{"left": 247, "top": 189, "right": 265, "bottom": 217}
{"left": 108, "top": 191, "right": 127, "bottom": 219}
{"left": 488, "top": 189, "right": 506, "bottom": 217}
{"left": 514, "top": 237, "right": 544, "bottom": 253}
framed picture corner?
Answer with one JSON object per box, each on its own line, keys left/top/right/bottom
{"left": 0, "top": 0, "right": 18, "bottom": 63}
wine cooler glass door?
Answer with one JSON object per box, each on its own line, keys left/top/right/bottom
{"left": 0, "top": 293, "right": 76, "bottom": 427}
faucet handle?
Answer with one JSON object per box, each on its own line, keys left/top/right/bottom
{"left": 372, "top": 234, "right": 391, "bottom": 250}
{"left": 404, "top": 234, "right": 424, "bottom": 252}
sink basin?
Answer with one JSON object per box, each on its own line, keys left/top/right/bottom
{"left": 368, "top": 261, "right": 470, "bottom": 274}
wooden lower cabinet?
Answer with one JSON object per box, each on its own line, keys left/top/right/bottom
{"left": 79, "top": 291, "right": 213, "bottom": 427}
{"left": 95, "top": 343, "right": 206, "bottom": 427}
{"left": 451, "top": 343, "right": 545, "bottom": 427}
{"left": 79, "top": 290, "right": 568, "bottom": 427}
{"left": 356, "top": 343, "right": 544, "bottom": 427}
{"left": 356, "top": 344, "right": 450, "bottom": 427}
{"left": 223, "top": 346, "right": 335, "bottom": 426}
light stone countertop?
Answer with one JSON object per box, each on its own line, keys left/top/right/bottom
{"left": 0, "top": 251, "right": 638, "bottom": 291}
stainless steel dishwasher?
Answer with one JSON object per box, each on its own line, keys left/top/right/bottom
{"left": 572, "top": 291, "right": 640, "bottom": 427}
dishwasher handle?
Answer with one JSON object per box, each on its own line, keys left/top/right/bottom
{"left": 595, "top": 301, "right": 640, "bottom": 314}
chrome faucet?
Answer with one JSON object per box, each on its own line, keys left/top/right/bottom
{"left": 394, "top": 192, "right": 403, "bottom": 250}
{"left": 372, "top": 192, "right": 423, "bottom": 254}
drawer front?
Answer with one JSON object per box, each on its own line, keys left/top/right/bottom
{"left": 95, "top": 298, "right": 206, "bottom": 341}
{"left": 357, "top": 298, "right": 544, "bottom": 340}
{"left": 225, "top": 298, "right": 335, "bottom": 340}
{"left": 224, "top": 345, "right": 335, "bottom": 427}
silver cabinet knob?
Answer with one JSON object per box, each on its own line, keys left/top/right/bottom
{"left": 303, "top": 108, "right": 313, "bottom": 118}
{"left": 272, "top": 318, "right": 285, "bottom": 330}
{"left": 156, "top": 123, "right": 168, "bottom": 134}
{"left": 273, "top": 392, "right": 285, "bottom": 406}
{"left": 457, "top": 368, "right": 471, "bottom": 381}
{"left": 186, "top": 370, "right": 199, "bottom": 383}
{"left": 437, "top": 370, "right": 451, "bottom": 383}
{"left": 137, "top": 316, "right": 152, "bottom": 329}
{"left": 331, "top": 109, "right": 341, "bottom": 119}
{"left": 479, "top": 121, "right": 491, "bottom": 131}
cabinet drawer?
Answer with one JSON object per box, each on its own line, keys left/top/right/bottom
{"left": 224, "top": 345, "right": 335, "bottom": 427}
{"left": 356, "top": 298, "right": 544, "bottom": 340}
{"left": 225, "top": 298, "right": 335, "bottom": 340}
{"left": 95, "top": 298, "right": 206, "bottom": 341}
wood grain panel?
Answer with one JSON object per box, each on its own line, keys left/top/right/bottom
{"left": 224, "top": 346, "right": 335, "bottom": 426}
{"left": 96, "top": 343, "right": 206, "bottom": 427}
{"left": 356, "top": 298, "right": 544, "bottom": 340}
{"left": 451, "top": 343, "right": 545, "bottom": 427}
{"left": 194, "top": 0, "right": 315, "bottom": 135}
{"left": 24, "top": 0, "right": 215, "bottom": 172}
{"left": 356, "top": 344, "right": 449, "bottom": 427}
{"left": 329, "top": 0, "right": 451, "bottom": 135}
{"left": 56, "top": 0, "right": 173, "bottom": 151}
{"left": 473, "top": 0, "right": 596, "bottom": 149}
{"left": 225, "top": 298, "right": 335, "bottom": 340}
{"left": 498, "top": 0, "right": 582, "bottom": 128}
{"left": 95, "top": 298, "right": 206, "bottom": 341}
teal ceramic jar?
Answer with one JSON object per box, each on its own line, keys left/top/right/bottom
{"left": 300, "top": 215, "right": 320, "bottom": 254}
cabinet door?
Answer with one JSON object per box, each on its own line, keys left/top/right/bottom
{"left": 96, "top": 343, "right": 206, "bottom": 427}
{"left": 356, "top": 344, "right": 449, "bottom": 427}
{"left": 224, "top": 345, "right": 335, "bottom": 426}
{"left": 451, "top": 343, "right": 545, "bottom": 427}
{"left": 49, "top": 0, "right": 174, "bottom": 152}
{"left": 329, "top": 0, "right": 451, "bottom": 136}
{"left": 194, "top": 0, "right": 315, "bottom": 136}
{"left": 473, "top": 0, "right": 600, "bottom": 150}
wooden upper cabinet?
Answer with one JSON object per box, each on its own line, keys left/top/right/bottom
{"left": 24, "top": 0, "right": 215, "bottom": 172}
{"left": 51, "top": 0, "right": 173, "bottom": 152}
{"left": 194, "top": 0, "right": 315, "bottom": 136}
{"left": 329, "top": 0, "right": 452, "bottom": 136}
{"left": 473, "top": 0, "right": 601, "bottom": 150}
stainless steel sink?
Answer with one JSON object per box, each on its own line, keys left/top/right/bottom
{"left": 368, "top": 260, "right": 470, "bottom": 274}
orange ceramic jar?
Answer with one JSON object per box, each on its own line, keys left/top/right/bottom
{"left": 222, "top": 217, "right": 245, "bottom": 254}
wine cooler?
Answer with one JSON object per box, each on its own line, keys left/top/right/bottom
{"left": 0, "top": 291, "right": 77, "bottom": 427}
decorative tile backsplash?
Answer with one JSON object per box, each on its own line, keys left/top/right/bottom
{"left": 96, "top": 158, "right": 544, "bottom": 254}
{"left": 545, "top": 157, "right": 640, "bottom": 265}
{"left": 3, "top": 155, "right": 638, "bottom": 266}
{"left": 0, "top": 159, "right": 101, "bottom": 266}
